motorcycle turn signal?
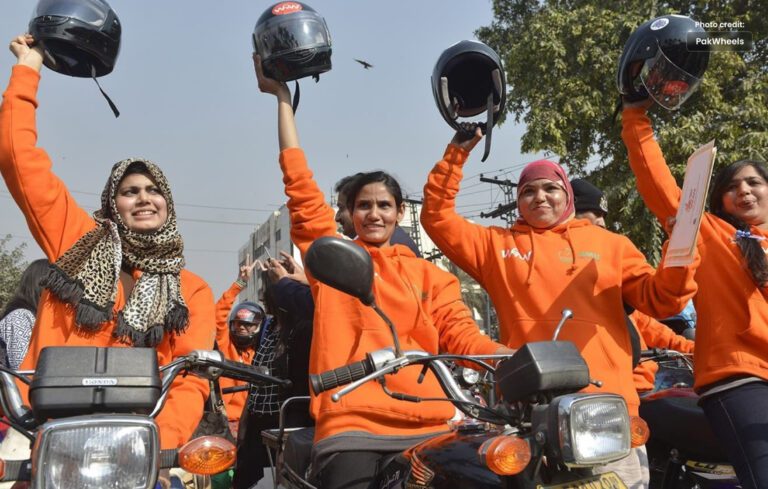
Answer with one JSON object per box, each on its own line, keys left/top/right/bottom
{"left": 630, "top": 416, "right": 650, "bottom": 447}
{"left": 477, "top": 435, "right": 532, "bottom": 475}
{"left": 178, "top": 436, "right": 237, "bottom": 475}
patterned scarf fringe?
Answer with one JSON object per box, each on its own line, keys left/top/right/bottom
{"left": 113, "top": 314, "right": 166, "bottom": 346}
{"left": 112, "top": 303, "right": 189, "bottom": 347}
{"left": 42, "top": 264, "right": 113, "bottom": 330}
{"left": 166, "top": 302, "right": 190, "bottom": 335}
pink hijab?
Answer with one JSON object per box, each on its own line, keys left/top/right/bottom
{"left": 516, "top": 159, "right": 575, "bottom": 228}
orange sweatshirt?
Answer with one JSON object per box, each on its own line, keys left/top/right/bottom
{"left": 421, "top": 144, "right": 699, "bottom": 416}
{"left": 630, "top": 310, "right": 695, "bottom": 392}
{"left": 622, "top": 107, "right": 768, "bottom": 391}
{"left": 214, "top": 281, "right": 254, "bottom": 423}
{"left": 279, "top": 148, "right": 502, "bottom": 443}
{"left": 0, "top": 66, "right": 216, "bottom": 449}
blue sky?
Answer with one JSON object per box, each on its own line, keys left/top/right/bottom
{"left": 0, "top": 1, "right": 541, "bottom": 296}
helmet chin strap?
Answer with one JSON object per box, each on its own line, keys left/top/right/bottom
{"left": 291, "top": 75, "right": 320, "bottom": 114}
{"left": 480, "top": 91, "right": 493, "bottom": 162}
{"left": 91, "top": 64, "right": 120, "bottom": 118}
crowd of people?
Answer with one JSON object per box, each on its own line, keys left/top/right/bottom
{"left": 0, "top": 15, "right": 765, "bottom": 489}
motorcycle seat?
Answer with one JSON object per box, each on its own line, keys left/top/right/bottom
{"left": 283, "top": 427, "right": 315, "bottom": 480}
{"left": 639, "top": 396, "right": 727, "bottom": 462}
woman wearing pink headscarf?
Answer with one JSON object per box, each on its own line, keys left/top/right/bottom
{"left": 420, "top": 128, "right": 701, "bottom": 487}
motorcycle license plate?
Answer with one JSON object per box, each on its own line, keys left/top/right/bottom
{"left": 537, "top": 472, "right": 627, "bottom": 489}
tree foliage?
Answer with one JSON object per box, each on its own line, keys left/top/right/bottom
{"left": 441, "top": 257, "right": 500, "bottom": 340}
{"left": 0, "top": 235, "right": 28, "bottom": 311}
{"left": 478, "top": 0, "right": 768, "bottom": 261}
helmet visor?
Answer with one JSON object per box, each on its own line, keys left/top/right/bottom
{"left": 32, "top": 0, "right": 110, "bottom": 26}
{"left": 640, "top": 47, "right": 702, "bottom": 110}
{"left": 254, "top": 15, "right": 330, "bottom": 58}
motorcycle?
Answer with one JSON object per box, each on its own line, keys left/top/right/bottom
{"left": 639, "top": 349, "right": 739, "bottom": 488}
{"left": 262, "top": 236, "right": 639, "bottom": 489}
{"left": 0, "top": 346, "right": 289, "bottom": 488}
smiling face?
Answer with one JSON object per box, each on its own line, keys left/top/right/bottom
{"left": 721, "top": 165, "right": 768, "bottom": 228}
{"left": 518, "top": 178, "right": 569, "bottom": 229}
{"left": 351, "top": 182, "right": 404, "bottom": 246}
{"left": 115, "top": 172, "right": 168, "bottom": 233}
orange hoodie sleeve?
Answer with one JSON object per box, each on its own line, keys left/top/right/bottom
{"left": 0, "top": 65, "right": 95, "bottom": 260}
{"left": 430, "top": 266, "right": 502, "bottom": 357}
{"left": 421, "top": 144, "right": 494, "bottom": 283}
{"left": 630, "top": 310, "right": 694, "bottom": 354}
{"left": 279, "top": 147, "right": 337, "bottom": 257}
{"left": 156, "top": 275, "right": 216, "bottom": 449}
{"left": 215, "top": 281, "right": 244, "bottom": 347}
{"left": 619, "top": 233, "right": 699, "bottom": 320}
{"left": 621, "top": 107, "right": 682, "bottom": 222}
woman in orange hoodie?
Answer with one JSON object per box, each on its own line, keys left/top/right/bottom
{"left": 622, "top": 101, "right": 768, "bottom": 489}
{"left": 253, "top": 56, "right": 512, "bottom": 489}
{"left": 0, "top": 35, "right": 216, "bottom": 452}
{"left": 421, "top": 128, "right": 700, "bottom": 487}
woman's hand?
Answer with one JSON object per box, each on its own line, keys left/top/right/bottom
{"left": 9, "top": 35, "right": 43, "bottom": 73}
{"left": 450, "top": 125, "right": 484, "bottom": 153}
{"left": 278, "top": 251, "right": 308, "bottom": 285}
{"left": 237, "top": 254, "right": 260, "bottom": 283}
{"left": 253, "top": 53, "right": 290, "bottom": 101}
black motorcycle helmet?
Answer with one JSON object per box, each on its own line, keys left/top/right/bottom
{"left": 252, "top": 1, "right": 332, "bottom": 82}
{"left": 431, "top": 40, "right": 506, "bottom": 161}
{"left": 617, "top": 14, "right": 709, "bottom": 110}
{"left": 228, "top": 301, "right": 266, "bottom": 350}
{"left": 28, "top": 0, "right": 121, "bottom": 78}
{"left": 432, "top": 40, "right": 506, "bottom": 130}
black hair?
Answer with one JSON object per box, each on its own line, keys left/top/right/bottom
{"left": 1, "top": 259, "right": 50, "bottom": 319}
{"left": 343, "top": 171, "right": 404, "bottom": 212}
{"left": 709, "top": 159, "right": 768, "bottom": 286}
{"left": 334, "top": 173, "right": 364, "bottom": 196}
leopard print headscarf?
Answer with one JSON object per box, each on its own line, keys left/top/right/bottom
{"left": 42, "top": 158, "right": 189, "bottom": 346}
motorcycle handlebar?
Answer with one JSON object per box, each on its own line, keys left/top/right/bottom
{"left": 210, "top": 357, "right": 293, "bottom": 389}
{"left": 310, "top": 356, "right": 374, "bottom": 395}
{"left": 640, "top": 348, "right": 689, "bottom": 359}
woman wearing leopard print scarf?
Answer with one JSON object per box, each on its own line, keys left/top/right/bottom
{"left": 0, "top": 35, "right": 216, "bottom": 450}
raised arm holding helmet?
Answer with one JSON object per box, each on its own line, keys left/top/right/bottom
{"left": 253, "top": 46, "right": 512, "bottom": 488}
{"left": 619, "top": 15, "right": 768, "bottom": 485}
{"left": 1, "top": 35, "right": 215, "bottom": 450}
{"left": 421, "top": 42, "right": 701, "bottom": 482}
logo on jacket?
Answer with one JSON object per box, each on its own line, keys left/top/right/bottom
{"left": 501, "top": 248, "right": 531, "bottom": 261}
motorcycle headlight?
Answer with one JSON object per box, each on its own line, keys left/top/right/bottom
{"left": 32, "top": 415, "right": 159, "bottom": 489}
{"left": 548, "top": 394, "right": 631, "bottom": 467}
{"left": 460, "top": 367, "right": 480, "bottom": 386}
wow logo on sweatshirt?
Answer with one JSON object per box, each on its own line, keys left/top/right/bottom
{"left": 501, "top": 248, "right": 531, "bottom": 261}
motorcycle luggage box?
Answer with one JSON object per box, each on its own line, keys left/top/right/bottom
{"left": 29, "top": 347, "right": 161, "bottom": 420}
{"left": 495, "top": 341, "right": 590, "bottom": 402}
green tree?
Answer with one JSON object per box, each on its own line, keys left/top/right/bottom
{"left": 0, "top": 235, "right": 28, "bottom": 311}
{"left": 478, "top": 0, "right": 768, "bottom": 261}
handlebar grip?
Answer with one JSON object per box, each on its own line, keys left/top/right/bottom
{"left": 221, "top": 385, "right": 250, "bottom": 395}
{"left": 310, "top": 357, "right": 374, "bottom": 395}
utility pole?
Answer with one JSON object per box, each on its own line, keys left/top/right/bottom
{"left": 404, "top": 197, "right": 423, "bottom": 254}
{"left": 479, "top": 174, "right": 518, "bottom": 224}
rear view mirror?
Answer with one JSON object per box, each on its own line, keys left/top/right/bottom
{"left": 305, "top": 237, "right": 375, "bottom": 306}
